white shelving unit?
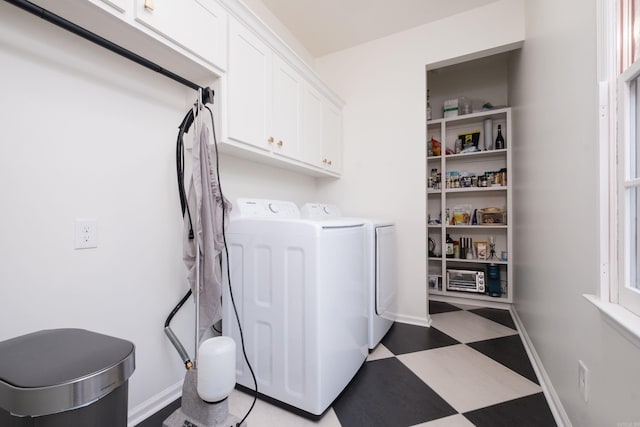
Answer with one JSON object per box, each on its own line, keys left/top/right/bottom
{"left": 427, "top": 108, "right": 513, "bottom": 304}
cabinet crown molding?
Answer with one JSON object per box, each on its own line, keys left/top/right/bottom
{"left": 219, "top": 0, "right": 345, "bottom": 108}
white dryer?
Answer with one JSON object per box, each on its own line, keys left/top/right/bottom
{"left": 222, "top": 198, "right": 368, "bottom": 417}
{"left": 300, "top": 203, "right": 397, "bottom": 350}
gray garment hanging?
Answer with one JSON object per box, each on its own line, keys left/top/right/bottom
{"left": 183, "top": 123, "right": 230, "bottom": 338}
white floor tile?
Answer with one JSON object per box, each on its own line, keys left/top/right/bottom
{"left": 398, "top": 344, "right": 541, "bottom": 413}
{"left": 430, "top": 310, "right": 516, "bottom": 343}
{"left": 412, "top": 414, "right": 476, "bottom": 426}
{"left": 367, "top": 343, "right": 394, "bottom": 361}
{"left": 229, "top": 389, "right": 341, "bottom": 427}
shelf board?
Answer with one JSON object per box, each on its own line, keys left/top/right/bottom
{"left": 445, "top": 224, "right": 508, "bottom": 229}
{"left": 429, "top": 288, "right": 509, "bottom": 302}
{"left": 444, "top": 258, "right": 508, "bottom": 265}
{"left": 445, "top": 148, "right": 507, "bottom": 160}
{"left": 428, "top": 150, "right": 506, "bottom": 162}
{"left": 427, "top": 107, "right": 510, "bottom": 126}
{"left": 445, "top": 186, "right": 507, "bottom": 194}
{"left": 429, "top": 293, "right": 512, "bottom": 308}
{"left": 428, "top": 257, "right": 443, "bottom": 261}
{"left": 427, "top": 224, "right": 442, "bottom": 228}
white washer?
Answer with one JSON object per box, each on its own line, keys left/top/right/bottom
{"left": 300, "top": 203, "right": 397, "bottom": 350}
{"left": 222, "top": 198, "right": 368, "bottom": 417}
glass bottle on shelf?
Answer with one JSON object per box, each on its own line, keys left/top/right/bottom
{"left": 495, "top": 125, "right": 505, "bottom": 150}
{"left": 445, "top": 234, "right": 454, "bottom": 258}
{"left": 427, "top": 89, "right": 433, "bottom": 121}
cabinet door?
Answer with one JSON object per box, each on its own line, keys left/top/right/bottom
{"left": 227, "top": 18, "right": 271, "bottom": 151}
{"left": 301, "top": 85, "right": 324, "bottom": 167}
{"left": 271, "top": 55, "right": 302, "bottom": 160}
{"left": 322, "top": 101, "right": 343, "bottom": 173}
{"left": 134, "top": 0, "right": 227, "bottom": 69}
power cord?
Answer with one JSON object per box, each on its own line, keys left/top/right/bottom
{"left": 206, "top": 106, "right": 258, "bottom": 427}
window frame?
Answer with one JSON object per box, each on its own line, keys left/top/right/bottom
{"left": 589, "top": 0, "right": 640, "bottom": 349}
{"left": 618, "top": 61, "right": 640, "bottom": 315}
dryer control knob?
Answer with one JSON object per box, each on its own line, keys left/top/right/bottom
{"left": 323, "top": 206, "right": 331, "bottom": 215}
{"left": 268, "top": 203, "right": 279, "bottom": 214}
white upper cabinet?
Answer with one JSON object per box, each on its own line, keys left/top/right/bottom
{"left": 134, "top": 0, "right": 227, "bottom": 69}
{"left": 28, "top": 0, "right": 343, "bottom": 177}
{"left": 226, "top": 18, "right": 271, "bottom": 151}
{"left": 302, "top": 85, "right": 324, "bottom": 168}
{"left": 226, "top": 18, "right": 303, "bottom": 160}
{"left": 301, "top": 84, "right": 342, "bottom": 173}
{"left": 271, "top": 55, "right": 302, "bottom": 160}
{"left": 322, "top": 101, "right": 343, "bottom": 173}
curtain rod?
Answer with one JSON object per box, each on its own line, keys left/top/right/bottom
{"left": 4, "top": 0, "right": 214, "bottom": 103}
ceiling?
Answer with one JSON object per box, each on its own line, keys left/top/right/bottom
{"left": 259, "top": 0, "right": 501, "bottom": 57}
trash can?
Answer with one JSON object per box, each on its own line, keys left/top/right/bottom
{"left": 0, "top": 329, "right": 135, "bottom": 427}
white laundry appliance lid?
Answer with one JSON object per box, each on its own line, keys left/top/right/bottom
{"left": 230, "top": 199, "right": 364, "bottom": 228}
{"left": 301, "top": 203, "right": 394, "bottom": 227}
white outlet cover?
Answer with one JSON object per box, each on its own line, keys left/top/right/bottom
{"left": 74, "top": 219, "right": 98, "bottom": 249}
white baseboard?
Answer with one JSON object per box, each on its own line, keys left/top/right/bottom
{"left": 429, "top": 294, "right": 512, "bottom": 310}
{"left": 127, "top": 379, "right": 183, "bottom": 427}
{"left": 510, "top": 307, "right": 572, "bottom": 427}
{"left": 392, "top": 312, "right": 432, "bottom": 327}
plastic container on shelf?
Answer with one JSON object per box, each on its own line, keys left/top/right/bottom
{"left": 477, "top": 208, "right": 507, "bottom": 225}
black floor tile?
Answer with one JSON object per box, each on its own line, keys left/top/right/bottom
{"left": 381, "top": 322, "right": 459, "bottom": 355}
{"left": 135, "top": 398, "right": 181, "bottom": 427}
{"left": 333, "top": 358, "right": 457, "bottom": 427}
{"left": 469, "top": 307, "right": 517, "bottom": 330}
{"left": 467, "top": 335, "right": 539, "bottom": 384}
{"left": 463, "top": 393, "right": 556, "bottom": 427}
{"left": 428, "top": 300, "right": 462, "bottom": 314}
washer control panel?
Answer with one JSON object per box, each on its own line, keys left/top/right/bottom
{"left": 233, "top": 198, "right": 300, "bottom": 219}
{"left": 300, "top": 203, "right": 341, "bottom": 219}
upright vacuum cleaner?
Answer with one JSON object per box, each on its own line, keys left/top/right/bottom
{"left": 162, "top": 88, "right": 246, "bottom": 427}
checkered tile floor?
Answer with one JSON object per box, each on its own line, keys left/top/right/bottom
{"left": 333, "top": 301, "right": 556, "bottom": 426}
{"left": 139, "top": 301, "right": 557, "bottom": 427}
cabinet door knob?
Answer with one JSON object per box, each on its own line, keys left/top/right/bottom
{"left": 143, "top": 0, "right": 155, "bottom": 11}
{"left": 277, "top": 140, "right": 283, "bottom": 147}
{"left": 328, "top": 160, "right": 332, "bottom": 166}
{"left": 268, "top": 136, "right": 274, "bottom": 143}
{"left": 322, "top": 159, "right": 327, "bottom": 164}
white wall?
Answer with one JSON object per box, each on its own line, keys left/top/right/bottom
{"left": 219, "top": 155, "right": 316, "bottom": 203}
{"left": 0, "top": 1, "right": 316, "bottom": 419}
{"left": 509, "top": 0, "right": 640, "bottom": 425}
{"left": 314, "top": 0, "right": 525, "bottom": 324}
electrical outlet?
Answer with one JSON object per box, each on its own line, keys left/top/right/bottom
{"left": 74, "top": 219, "right": 98, "bottom": 249}
{"left": 578, "top": 360, "right": 589, "bottom": 402}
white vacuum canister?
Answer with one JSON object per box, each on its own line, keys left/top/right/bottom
{"left": 197, "top": 336, "right": 236, "bottom": 402}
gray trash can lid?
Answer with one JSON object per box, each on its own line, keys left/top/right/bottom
{"left": 0, "top": 329, "right": 135, "bottom": 417}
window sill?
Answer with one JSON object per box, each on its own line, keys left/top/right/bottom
{"left": 584, "top": 294, "right": 640, "bottom": 349}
